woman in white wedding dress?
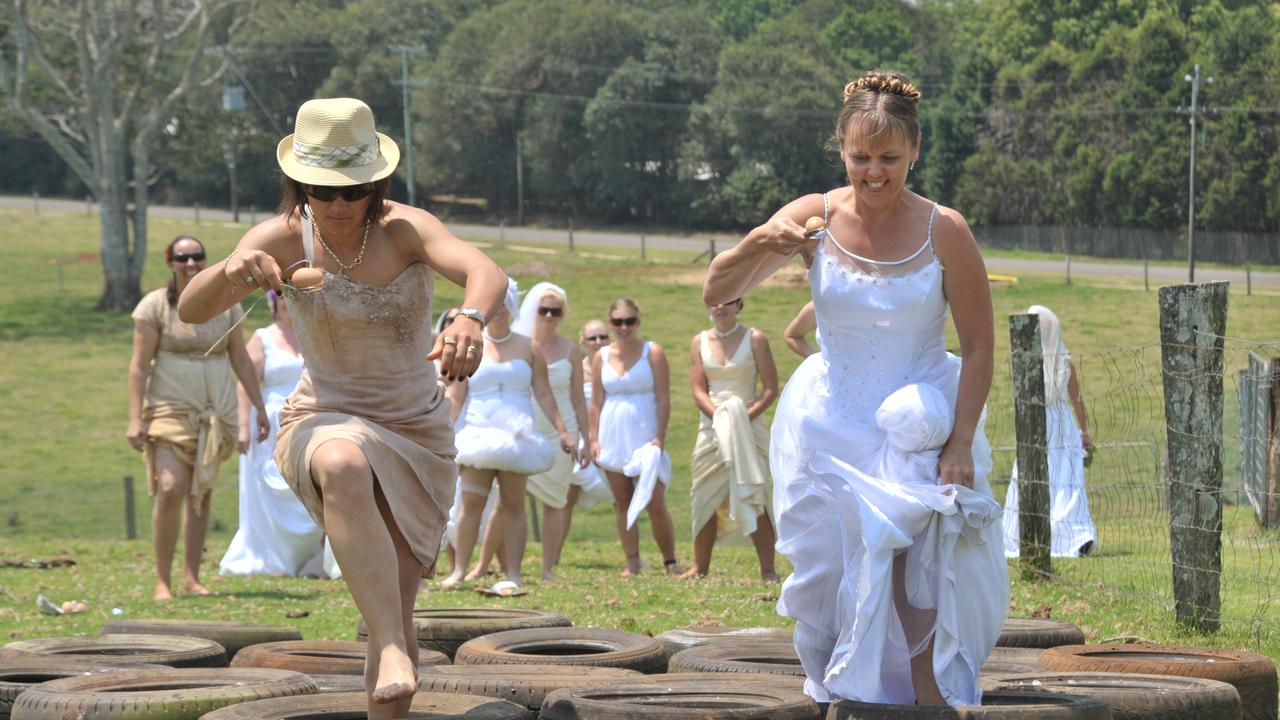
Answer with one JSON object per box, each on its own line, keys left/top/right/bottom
{"left": 703, "top": 70, "right": 1008, "bottom": 707}
{"left": 441, "top": 281, "right": 575, "bottom": 590}
{"left": 220, "top": 293, "right": 338, "bottom": 578}
{"left": 1002, "top": 304, "right": 1097, "bottom": 558}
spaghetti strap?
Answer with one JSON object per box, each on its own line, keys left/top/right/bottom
{"left": 926, "top": 202, "right": 940, "bottom": 260}
{"left": 822, "top": 193, "right": 830, "bottom": 225}
{"left": 300, "top": 213, "right": 316, "bottom": 266}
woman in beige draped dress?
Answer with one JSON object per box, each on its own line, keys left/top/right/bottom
{"left": 683, "top": 297, "right": 779, "bottom": 582}
{"left": 128, "top": 235, "right": 269, "bottom": 601}
{"left": 179, "top": 98, "right": 506, "bottom": 718}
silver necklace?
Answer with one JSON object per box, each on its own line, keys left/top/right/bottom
{"left": 713, "top": 322, "right": 742, "bottom": 338}
{"left": 313, "top": 219, "right": 370, "bottom": 271}
{"left": 483, "top": 328, "right": 513, "bottom": 343}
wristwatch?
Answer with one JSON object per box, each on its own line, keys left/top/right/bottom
{"left": 455, "top": 307, "right": 487, "bottom": 329}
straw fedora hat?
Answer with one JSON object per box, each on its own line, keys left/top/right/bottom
{"left": 277, "top": 98, "right": 399, "bottom": 186}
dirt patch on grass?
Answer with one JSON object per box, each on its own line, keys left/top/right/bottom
{"left": 662, "top": 263, "right": 809, "bottom": 289}
{"left": 505, "top": 260, "right": 558, "bottom": 277}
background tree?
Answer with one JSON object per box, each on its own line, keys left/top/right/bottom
{"left": 1, "top": 0, "right": 254, "bottom": 311}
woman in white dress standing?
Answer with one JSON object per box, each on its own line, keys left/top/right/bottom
{"left": 221, "top": 293, "right": 332, "bottom": 577}
{"left": 703, "top": 71, "right": 1007, "bottom": 707}
{"left": 590, "top": 299, "right": 680, "bottom": 577}
{"left": 1002, "top": 304, "right": 1097, "bottom": 557}
{"left": 513, "top": 283, "right": 593, "bottom": 579}
{"left": 441, "top": 282, "right": 575, "bottom": 590}
{"left": 684, "top": 297, "right": 780, "bottom": 581}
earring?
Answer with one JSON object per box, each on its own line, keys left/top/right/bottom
{"left": 909, "top": 161, "right": 916, "bottom": 172}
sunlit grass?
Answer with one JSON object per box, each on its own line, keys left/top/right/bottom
{"left": 1, "top": 207, "right": 1277, "bottom": 665}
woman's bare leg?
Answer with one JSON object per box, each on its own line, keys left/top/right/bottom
{"left": 495, "top": 471, "right": 528, "bottom": 584}
{"left": 311, "top": 438, "right": 415, "bottom": 707}
{"left": 441, "top": 467, "right": 493, "bottom": 589}
{"left": 751, "top": 513, "right": 780, "bottom": 583}
{"left": 151, "top": 445, "right": 192, "bottom": 601}
{"left": 893, "top": 552, "right": 945, "bottom": 705}
{"left": 468, "top": 502, "right": 502, "bottom": 581}
{"left": 606, "top": 471, "right": 641, "bottom": 576}
{"left": 680, "top": 515, "right": 717, "bottom": 579}
{"left": 539, "top": 505, "right": 569, "bottom": 581}
{"left": 181, "top": 490, "right": 212, "bottom": 595}
{"left": 645, "top": 483, "right": 680, "bottom": 573}
{"left": 365, "top": 480, "right": 422, "bottom": 719}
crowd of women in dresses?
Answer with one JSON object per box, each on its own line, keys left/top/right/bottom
{"left": 130, "top": 71, "right": 1097, "bottom": 712}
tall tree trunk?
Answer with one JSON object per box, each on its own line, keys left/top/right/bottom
{"left": 97, "top": 183, "right": 139, "bottom": 312}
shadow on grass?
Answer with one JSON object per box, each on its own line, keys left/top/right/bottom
{"left": 0, "top": 294, "right": 133, "bottom": 342}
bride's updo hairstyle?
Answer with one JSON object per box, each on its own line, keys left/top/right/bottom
{"left": 829, "top": 70, "right": 922, "bottom": 152}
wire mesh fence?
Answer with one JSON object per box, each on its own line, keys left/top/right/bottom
{"left": 987, "top": 321, "right": 1280, "bottom": 650}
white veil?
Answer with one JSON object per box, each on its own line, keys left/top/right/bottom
{"left": 1027, "top": 304, "right": 1071, "bottom": 404}
{"left": 513, "top": 281, "right": 567, "bottom": 337}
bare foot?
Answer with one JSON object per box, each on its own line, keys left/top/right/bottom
{"left": 541, "top": 568, "right": 555, "bottom": 581}
{"left": 761, "top": 571, "right": 781, "bottom": 584}
{"left": 181, "top": 580, "right": 211, "bottom": 596}
{"left": 154, "top": 582, "right": 174, "bottom": 601}
{"left": 462, "top": 566, "right": 488, "bottom": 582}
{"left": 678, "top": 566, "right": 706, "bottom": 580}
{"left": 438, "top": 572, "right": 464, "bottom": 591}
{"left": 663, "top": 560, "right": 682, "bottom": 576}
{"left": 371, "top": 648, "right": 417, "bottom": 705}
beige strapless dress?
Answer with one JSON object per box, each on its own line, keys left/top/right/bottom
{"left": 275, "top": 218, "right": 457, "bottom": 571}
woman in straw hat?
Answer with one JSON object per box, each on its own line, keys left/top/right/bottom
{"left": 180, "top": 98, "right": 507, "bottom": 716}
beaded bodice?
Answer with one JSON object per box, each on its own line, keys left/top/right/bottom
{"left": 808, "top": 199, "right": 947, "bottom": 420}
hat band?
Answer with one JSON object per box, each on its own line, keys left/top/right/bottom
{"left": 292, "top": 138, "right": 380, "bottom": 169}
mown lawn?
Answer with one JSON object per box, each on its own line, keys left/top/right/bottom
{"left": 1, "top": 207, "right": 1277, "bottom": 664}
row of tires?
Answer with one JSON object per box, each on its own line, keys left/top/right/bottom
{"left": 0, "top": 611, "right": 1274, "bottom": 719}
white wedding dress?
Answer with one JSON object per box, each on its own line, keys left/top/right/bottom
{"left": 771, "top": 198, "right": 1008, "bottom": 706}
{"left": 220, "top": 328, "right": 336, "bottom": 577}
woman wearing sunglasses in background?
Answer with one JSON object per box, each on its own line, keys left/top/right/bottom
{"left": 441, "top": 281, "right": 575, "bottom": 592}
{"left": 179, "top": 98, "right": 506, "bottom": 717}
{"left": 128, "top": 235, "right": 269, "bottom": 601}
{"left": 469, "top": 282, "right": 591, "bottom": 582}
{"left": 685, "top": 297, "right": 780, "bottom": 582}
{"left": 590, "top": 299, "right": 680, "bottom": 577}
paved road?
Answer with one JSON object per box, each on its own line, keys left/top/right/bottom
{"left": 6, "top": 194, "right": 1277, "bottom": 288}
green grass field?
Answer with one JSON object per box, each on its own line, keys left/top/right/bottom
{"left": 1, "top": 206, "right": 1277, "bottom": 667}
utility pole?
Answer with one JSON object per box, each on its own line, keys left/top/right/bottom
{"left": 389, "top": 45, "right": 426, "bottom": 207}
{"left": 1184, "top": 64, "right": 1212, "bottom": 283}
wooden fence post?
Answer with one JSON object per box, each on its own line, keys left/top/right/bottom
{"left": 528, "top": 497, "right": 541, "bottom": 542}
{"left": 123, "top": 475, "right": 137, "bottom": 540}
{"left": 1010, "top": 313, "right": 1051, "bottom": 581}
{"left": 1159, "top": 281, "right": 1228, "bottom": 632}
{"left": 640, "top": 234, "right": 646, "bottom": 261}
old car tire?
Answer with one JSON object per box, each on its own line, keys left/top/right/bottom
{"left": 454, "top": 628, "right": 666, "bottom": 674}
{"left": 10, "top": 668, "right": 314, "bottom": 720}
{"left": 1040, "top": 644, "right": 1276, "bottom": 720}
{"left": 231, "top": 640, "right": 448, "bottom": 675}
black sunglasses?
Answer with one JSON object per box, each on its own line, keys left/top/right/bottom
{"left": 610, "top": 316, "right": 638, "bottom": 327}
{"left": 172, "top": 252, "right": 206, "bottom": 263}
{"left": 305, "top": 184, "right": 374, "bottom": 202}
{"left": 584, "top": 334, "right": 609, "bottom": 342}
{"left": 537, "top": 307, "right": 564, "bottom": 317}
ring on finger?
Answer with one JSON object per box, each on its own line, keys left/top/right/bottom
{"left": 443, "top": 337, "right": 458, "bottom": 346}
{"left": 243, "top": 275, "right": 254, "bottom": 285}
{"left": 465, "top": 345, "right": 478, "bottom": 355}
